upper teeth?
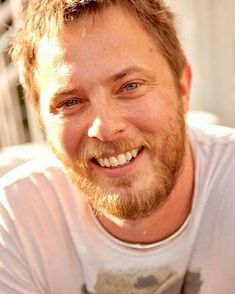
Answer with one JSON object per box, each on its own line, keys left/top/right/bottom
{"left": 97, "top": 148, "right": 139, "bottom": 168}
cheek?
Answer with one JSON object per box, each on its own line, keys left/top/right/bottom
{"left": 128, "top": 99, "right": 168, "bottom": 134}
{"left": 44, "top": 117, "right": 85, "bottom": 156}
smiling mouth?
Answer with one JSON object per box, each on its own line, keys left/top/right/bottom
{"left": 92, "top": 147, "right": 144, "bottom": 169}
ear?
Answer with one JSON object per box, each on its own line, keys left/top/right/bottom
{"left": 180, "top": 64, "right": 192, "bottom": 113}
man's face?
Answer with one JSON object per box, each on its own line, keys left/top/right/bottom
{"left": 37, "top": 5, "right": 188, "bottom": 219}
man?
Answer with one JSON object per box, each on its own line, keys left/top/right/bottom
{"left": 0, "top": 0, "right": 235, "bottom": 293}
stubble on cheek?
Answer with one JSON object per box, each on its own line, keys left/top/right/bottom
{"left": 46, "top": 102, "right": 186, "bottom": 219}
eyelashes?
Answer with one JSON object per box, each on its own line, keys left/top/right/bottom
{"left": 122, "top": 82, "right": 139, "bottom": 92}
{"left": 54, "top": 80, "right": 145, "bottom": 114}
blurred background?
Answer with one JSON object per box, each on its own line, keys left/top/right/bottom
{"left": 0, "top": 0, "right": 235, "bottom": 174}
{"left": 167, "top": 0, "right": 235, "bottom": 128}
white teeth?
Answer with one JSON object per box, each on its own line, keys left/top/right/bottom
{"left": 104, "top": 158, "right": 111, "bottom": 167}
{"left": 125, "top": 152, "right": 132, "bottom": 161}
{"left": 117, "top": 154, "right": 127, "bottom": 165}
{"left": 96, "top": 147, "right": 142, "bottom": 168}
{"left": 99, "top": 158, "right": 105, "bottom": 167}
{"left": 131, "top": 149, "right": 138, "bottom": 158}
{"left": 110, "top": 157, "right": 119, "bottom": 167}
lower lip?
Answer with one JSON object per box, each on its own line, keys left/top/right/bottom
{"left": 91, "top": 149, "right": 144, "bottom": 177}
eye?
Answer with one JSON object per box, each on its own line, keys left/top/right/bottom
{"left": 123, "top": 82, "right": 139, "bottom": 92}
{"left": 56, "top": 98, "right": 84, "bottom": 113}
{"left": 60, "top": 99, "right": 78, "bottom": 108}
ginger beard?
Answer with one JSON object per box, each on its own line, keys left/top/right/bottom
{"left": 48, "top": 102, "right": 186, "bottom": 220}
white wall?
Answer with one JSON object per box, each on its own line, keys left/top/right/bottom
{"left": 166, "top": 0, "right": 235, "bottom": 127}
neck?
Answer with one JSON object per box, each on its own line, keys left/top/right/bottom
{"left": 97, "top": 140, "right": 195, "bottom": 244}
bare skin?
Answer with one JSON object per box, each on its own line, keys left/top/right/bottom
{"left": 37, "top": 5, "right": 194, "bottom": 245}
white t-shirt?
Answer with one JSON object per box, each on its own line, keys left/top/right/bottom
{"left": 0, "top": 125, "right": 235, "bottom": 294}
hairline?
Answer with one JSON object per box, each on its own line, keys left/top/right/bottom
{"left": 12, "top": 1, "right": 186, "bottom": 108}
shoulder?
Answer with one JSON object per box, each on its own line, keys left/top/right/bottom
{"left": 0, "top": 153, "right": 65, "bottom": 192}
{"left": 188, "top": 124, "right": 235, "bottom": 166}
{"left": 0, "top": 155, "right": 85, "bottom": 292}
{"left": 189, "top": 124, "right": 235, "bottom": 204}
{"left": 188, "top": 124, "right": 235, "bottom": 193}
{"left": 0, "top": 154, "right": 73, "bottom": 220}
{"left": 188, "top": 124, "right": 235, "bottom": 146}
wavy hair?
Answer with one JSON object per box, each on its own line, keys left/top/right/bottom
{"left": 10, "top": 0, "right": 186, "bottom": 107}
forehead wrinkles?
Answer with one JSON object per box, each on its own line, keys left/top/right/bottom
{"left": 36, "top": 35, "right": 73, "bottom": 93}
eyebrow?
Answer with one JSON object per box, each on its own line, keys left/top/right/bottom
{"left": 50, "top": 66, "right": 152, "bottom": 100}
{"left": 109, "top": 66, "right": 152, "bottom": 82}
{"left": 49, "top": 87, "right": 79, "bottom": 103}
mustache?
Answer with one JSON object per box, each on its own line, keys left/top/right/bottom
{"left": 76, "top": 134, "right": 156, "bottom": 168}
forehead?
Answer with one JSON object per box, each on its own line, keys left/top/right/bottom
{"left": 36, "top": 5, "right": 170, "bottom": 96}
{"left": 36, "top": 36, "right": 72, "bottom": 91}
{"left": 59, "top": 5, "right": 159, "bottom": 57}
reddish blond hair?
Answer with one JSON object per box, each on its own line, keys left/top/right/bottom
{"left": 10, "top": 0, "right": 186, "bottom": 106}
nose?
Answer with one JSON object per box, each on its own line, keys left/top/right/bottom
{"left": 88, "top": 100, "right": 126, "bottom": 142}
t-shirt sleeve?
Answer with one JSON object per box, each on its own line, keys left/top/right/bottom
{"left": 0, "top": 160, "right": 86, "bottom": 293}
{"left": 0, "top": 188, "right": 40, "bottom": 294}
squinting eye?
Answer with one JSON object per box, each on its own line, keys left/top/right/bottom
{"left": 57, "top": 99, "right": 78, "bottom": 110}
{"left": 124, "top": 83, "right": 138, "bottom": 91}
